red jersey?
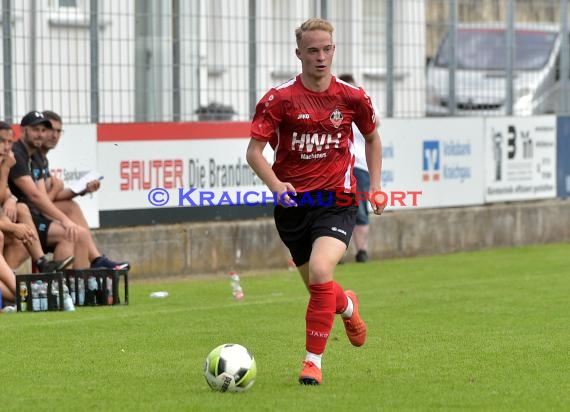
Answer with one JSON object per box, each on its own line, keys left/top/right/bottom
{"left": 250, "top": 75, "right": 377, "bottom": 193}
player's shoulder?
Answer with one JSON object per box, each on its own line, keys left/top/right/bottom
{"left": 275, "top": 76, "right": 298, "bottom": 92}
{"left": 12, "top": 140, "right": 28, "bottom": 158}
{"left": 335, "top": 76, "right": 361, "bottom": 93}
{"left": 258, "top": 76, "right": 301, "bottom": 109}
{"left": 333, "top": 76, "right": 367, "bottom": 101}
{"left": 259, "top": 76, "right": 296, "bottom": 100}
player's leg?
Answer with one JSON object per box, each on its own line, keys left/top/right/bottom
{"left": 54, "top": 200, "right": 99, "bottom": 259}
{"left": 27, "top": 210, "right": 75, "bottom": 271}
{"left": 3, "top": 236, "right": 32, "bottom": 270}
{"left": 4, "top": 204, "right": 74, "bottom": 272}
{"left": 3, "top": 203, "right": 42, "bottom": 268}
{"left": 300, "top": 199, "right": 366, "bottom": 384}
{"left": 0, "top": 231, "right": 16, "bottom": 302}
{"left": 54, "top": 200, "right": 129, "bottom": 270}
{"left": 274, "top": 204, "right": 326, "bottom": 384}
{"left": 298, "top": 236, "right": 345, "bottom": 385}
{"left": 43, "top": 219, "right": 89, "bottom": 268}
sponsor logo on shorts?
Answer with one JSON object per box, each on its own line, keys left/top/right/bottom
{"left": 331, "top": 226, "right": 347, "bottom": 236}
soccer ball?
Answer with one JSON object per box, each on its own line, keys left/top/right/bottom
{"left": 204, "top": 343, "right": 257, "bottom": 392}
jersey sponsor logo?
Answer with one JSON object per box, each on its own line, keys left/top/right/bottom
{"left": 291, "top": 132, "right": 341, "bottom": 154}
{"left": 300, "top": 153, "right": 327, "bottom": 160}
{"left": 329, "top": 108, "right": 343, "bottom": 128}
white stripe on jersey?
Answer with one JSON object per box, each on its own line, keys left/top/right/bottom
{"left": 274, "top": 129, "right": 280, "bottom": 162}
{"left": 344, "top": 139, "right": 355, "bottom": 191}
{"left": 335, "top": 77, "right": 360, "bottom": 90}
{"left": 275, "top": 77, "right": 297, "bottom": 90}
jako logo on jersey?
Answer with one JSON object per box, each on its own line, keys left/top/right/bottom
{"left": 297, "top": 113, "right": 310, "bottom": 120}
{"left": 291, "top": 132, "right": 341, "bottom": 152}
{"left": 329, "top": 108, "right": 343, "bottom": 128}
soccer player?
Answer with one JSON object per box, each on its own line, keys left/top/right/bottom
{"left": 246, "top": 18, "right": 385, "bottom": 385}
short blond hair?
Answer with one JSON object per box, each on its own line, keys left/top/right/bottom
{"left": 295, "top": 18, "right": 334, "bottom": 47}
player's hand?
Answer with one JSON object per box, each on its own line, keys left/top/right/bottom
{"left": 51, "top": 177, "right": 64, "bottom": 194}
{"left": 3, "top": 197, "right": 17, "bottom": 222}
{"left": 272, "top": 182, "right": 297, "bottom": 207}
{"left": 369, "top": 187, "right": 387, "bottom": 215}
{"left": 5, "top": 151, "right": 16, "bottom": 169}
{"left": 84, "top": 179, "right": 101, "bottom": 194}
{"left": 12, "top": 223, "right": 37, "bottom": 244}
{"left": 62, "top": 220, "right": 80, "bottom": 242}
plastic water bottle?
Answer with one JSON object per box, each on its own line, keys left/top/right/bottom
{"left": 31, "top": 281, "right": 40, "bottom": 311}
{"left": 77, "top": 278, "right": 85, "bottom": 306}
{"left": 62, "top": 284, "right": 75, "bottom": 312}
{"left": 229, "top": 271, "right": 244, "bottom": 300}
{"left": 69, "top": 277, "right": 76, "bottom": 304}
{"left": 51, "top": 279, "right": 60, "bottom": 310}
{"left": 105, "top": 276, "right": 114, "bottom": 305}
{"left": 19, "top": 282, "right": 28, "bottom": 311}
{"left": 38, "top": 281, "right": 48, "bottom": 311}
{"left": 87, "top": 276, "right": 98, "bottom": 305}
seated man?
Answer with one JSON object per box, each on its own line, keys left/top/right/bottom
{"left": 8, "top": 111, "right": 92, "bottom": 269}
{"left": 39, "top": 110, "right": 129, "bottom": 270}
{"left": 0, "top": 121, "right": 72, "bottom": 304}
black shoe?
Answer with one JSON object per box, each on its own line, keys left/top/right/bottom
{"left": 355, "top": 250, "right": 368, "bottom": 263}
{"left": 38, "top": 256, "right": 75, "bottom": 273}
{"left": 91, "top": 255, "right": 130, "bottom": 270}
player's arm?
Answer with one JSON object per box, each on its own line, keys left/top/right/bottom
{"left": 0, "top": 151, "right": 18, "bottom": 221}
{"left": 0, "top": 150, "right": 16, "bottom": 203}
{"left": 363, "top": 128, "right": 385, "bottom": 215}
{"left": 46, "top": 175, "right": 64, "bottom": 201}
{"left": 12, "top": 175, "right": 80, "bottom": 240}
{"left": 1, "top": 189, "right": 18, "bottom": 222}
{"left": 50, "top": 176, "right": 101, "bottom": 201}
{"left": 246, "top": 138, "right": 296, "bottom": 207}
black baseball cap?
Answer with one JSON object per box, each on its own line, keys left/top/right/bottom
{"left": 20, "top": 111, "right": 53, "bottom": 128}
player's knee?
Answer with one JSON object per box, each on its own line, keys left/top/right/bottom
{"left": 76, "top": 226, "right": 92, "bottom": 243}
{"left": 16, "top": 202, "right": 31, "bottom": 214}
{"left": 308, "top": 260, "right": 335, "bottom": 281}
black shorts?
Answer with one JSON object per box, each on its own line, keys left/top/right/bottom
{"left": 31, "top": 212, "right": 54, "bottom": 253}
{"left": 274, "top": 191, "right": 357, "bottom": 266}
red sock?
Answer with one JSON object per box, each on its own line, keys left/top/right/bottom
{"left": 332, "top": 281, "right": 348, "bottom": 314}
{"left": 306, "top": 282, "right": 335, "bottom": 355}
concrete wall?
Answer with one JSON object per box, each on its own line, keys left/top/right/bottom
{"left": 89, "top": 199, "right": 570, "bottom": 279}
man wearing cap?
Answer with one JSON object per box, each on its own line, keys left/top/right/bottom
{"left": 8, "top": 111, "right": 90, "bottom": 268}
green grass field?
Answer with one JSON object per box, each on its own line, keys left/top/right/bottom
{"left": 2, "top": 243, "right": 569, "bottom": 411}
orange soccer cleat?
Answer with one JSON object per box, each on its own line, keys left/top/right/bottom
{"left": 342, "top": 290, "right": 367, "bottom": 347}
{"left": 298, "top": 361, "right": 322, "bottom": 385}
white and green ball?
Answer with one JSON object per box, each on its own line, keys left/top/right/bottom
{"left": 204, "top": 343, "right": 257, "bottom": 392}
